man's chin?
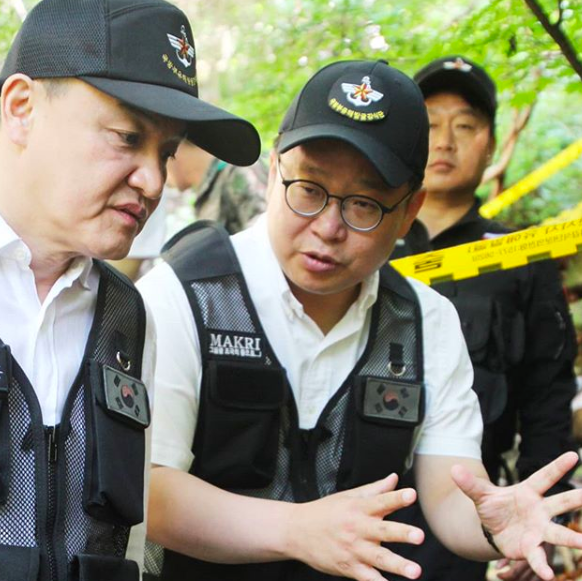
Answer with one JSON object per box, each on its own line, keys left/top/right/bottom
{"left": 93, "top": 241, "right": 133, "bottom": 261}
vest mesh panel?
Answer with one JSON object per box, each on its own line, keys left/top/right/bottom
{"left": 315, "top": 389, "right": 349, "bottom": 498}
{"left": 0, "top": 376, "right": 37, "bottom": 546}
{"left": 191, "top": 276, "right": 256, "bottom": 333}
{"left": 360, "top": 289, "right": 419, "bottom": 380}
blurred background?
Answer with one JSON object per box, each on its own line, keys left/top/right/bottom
{"left": 1, "top": 0, "right": 581, "bottom": 228}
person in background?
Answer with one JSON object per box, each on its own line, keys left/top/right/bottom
{"left": 389, "top": 55, "right": 578, "bottom": 581}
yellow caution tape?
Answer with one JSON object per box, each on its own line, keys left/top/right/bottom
{"left": 479, "top": 138, "right": 582, "bottom": 219}
{"left": 390, "top": 218, "right": 582, "bottom": 286}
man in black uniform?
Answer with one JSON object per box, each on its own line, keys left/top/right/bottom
{"left": 0, "top": 0, "right": 259, "bottom": 579}
{"left": 390, "top": 55, "right": 578, "bottom": 581}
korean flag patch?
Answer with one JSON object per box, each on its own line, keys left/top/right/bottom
{"left": 102, "top": 365, "right": 150, "bottom": 428}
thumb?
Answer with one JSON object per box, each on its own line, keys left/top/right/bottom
{"left": 450, "top": 464, "right": 491, "bottom": 504}
{"left": 344, "top": 473, "right": 400, "bottom": 499}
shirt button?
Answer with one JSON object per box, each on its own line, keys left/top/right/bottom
{"left": 14, "top": 248, "right": 28, "bottom": 263}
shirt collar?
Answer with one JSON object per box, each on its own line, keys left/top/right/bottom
{"left": 451, "top": 198, "right": 482, "bottom": 228}
{"left": 65, "top": 256, "right": 95, "bottom": 291}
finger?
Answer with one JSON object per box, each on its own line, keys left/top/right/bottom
{"left": 348, "top": 474, "right": 400, "bottom": 499}
{"left": 368, "top": 488, "right": 416, "bottom": 517}
{"left": 496, "top": 563, "right": 513, "bottom": 579}
{"left": 358, "top": 545, "right": 421, "bottom": 579}
{"left": 450, "top": 464, "right": 493, "bottom": 503}
{"left": 369, "top": 519, "right": 424, "bottom": 545}
{"left": 524, "top": 545, "right": 554, "bottom": 581}
{"left": 523, "top": 452, "right": 579, "bottom": 496}
{"left": 349, "top": 563, "right": 387, "bottom": 581}
{"left": 543, "top": 521, "right": 582, "bottom": 550}
{"left": 497, "top": 560, "right": 533, "bottom": 581}
{"left": 544, "top": 488, "right": 582, "bottom": 519}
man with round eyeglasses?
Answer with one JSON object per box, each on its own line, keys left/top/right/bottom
{"left": 138, "top": 60, "right": 582, "bottom": 581}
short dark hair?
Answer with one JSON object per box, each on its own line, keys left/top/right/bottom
{"left": 38, "top": 77, "right": 71, "bottom": 99}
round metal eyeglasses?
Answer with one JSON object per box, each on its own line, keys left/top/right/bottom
{"left": 277, "top": 158, "right": 414, "bottom": 232}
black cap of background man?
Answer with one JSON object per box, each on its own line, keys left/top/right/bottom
{"left": 414, "top": 56, "right": 497, "bottom": 125}
{"left": 0, "top": 0, "right": 260, "bottom": 166}
{"left": 277, "top": 60, "right": 429, "bottom": 189}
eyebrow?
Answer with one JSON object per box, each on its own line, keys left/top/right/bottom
{"left": 289, "top": 160, "right": 390, "bottom": 192}
{"left": 427, "top": 106, "right": 482, "bottom": 118}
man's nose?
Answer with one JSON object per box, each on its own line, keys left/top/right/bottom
{"left": 127, "top": 154, "right": 166, "bottom": 200}
{"left": 310, "top": 196, "right": 348, "bottom": 241}
{"left": 433, "top": 124, "right": 456, "bottom": 151}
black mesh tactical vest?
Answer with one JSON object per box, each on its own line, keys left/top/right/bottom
{"left": 0, "top": 261, "right": 149, "bottom": 581}
{"left": 153, "top": 222, "right": 424, "bottom": 581}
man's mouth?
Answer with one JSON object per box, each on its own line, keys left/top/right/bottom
{"left": 114, "top": 204, "right": 147, "bottom": 226}
{"left": 302, "top": 251, "right": 341, "bottom": 272}
{"left": 428, "top": 159, "right": 455, "bottom": 170}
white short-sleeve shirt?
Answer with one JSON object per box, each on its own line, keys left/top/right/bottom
{"left": 0, "top": 212, "right": 155, "bottom": 571}
{"left": 139, "top": 215, "right": 483, "bottom": 474}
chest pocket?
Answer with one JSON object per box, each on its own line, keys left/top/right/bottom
{"left": 194, "top": 360, "right": 287, "bottom": 490}
{"left": 448, "top": 295, "right": 525, "bottom": 424}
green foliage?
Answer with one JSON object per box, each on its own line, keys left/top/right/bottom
{"left": 2, "top": 0, "right": 581, "bottom": 226}
{"left": 184, "top": 0, "right": 582, "bottom": 227}
{"left": 0, "top": 1, "right": 20, "bottom": 60}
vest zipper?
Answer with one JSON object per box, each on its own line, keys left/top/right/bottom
{"left": 298, "top": 429, "right": 315, "bottom": 498}
{"left": 45, "top": 425, "right": 60, "bottom": 581}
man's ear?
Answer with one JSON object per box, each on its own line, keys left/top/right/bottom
{"left": 398, "top": 188, "right": 426, "bottom": 238}
{"left": 265, "top": 149, "right": 279, "bottom": 203}
{"left": 487, "top": 134, "right": 496, "bottom": 164}
{"left": 1, "top": 74, "right": 35, "bottom": 146}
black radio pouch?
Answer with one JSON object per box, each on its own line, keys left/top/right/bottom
{"left": 0, "top": 545, "right": 40, "bottom": 581}
{"left": 83, "top": 359, "right": 150, "bottom": 526}
{"left": 194, "top": 359, "right": 286, "bottom": 490}
{"left": 70, "top": 554, "right": 139, "bottom": 581}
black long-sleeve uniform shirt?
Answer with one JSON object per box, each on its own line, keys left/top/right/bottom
{"left": 392, "top": 199, "right": 578, "bottom": 490}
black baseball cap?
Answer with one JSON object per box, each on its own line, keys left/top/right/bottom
{"left": 0, "top": 0, "right": 260, "bottom": 166}
{"left": 277, "top": 60, "right": 429, "bottom": 188}
{"left": 414, "top": 56, "right": 497, "bottom": 122}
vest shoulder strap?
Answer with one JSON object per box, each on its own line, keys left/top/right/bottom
{"left": 378, "top": 263, "right": 418, "bottom": 302}
{"left": 94, "top": 260, "right": 147, "bottom": 378}
{"left": 162, "top": 221, "right": 241, "bottom": 282}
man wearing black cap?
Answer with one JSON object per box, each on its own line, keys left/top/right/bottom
{"left": 139, "top": 59, "right": 582, "bottom": 581}
{"left": 388, "top": 55, "right": 577, "bottom": 581}
{"left": 0, "top": 0, "right": 260, "bottom": 579}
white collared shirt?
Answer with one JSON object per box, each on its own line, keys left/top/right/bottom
{"left": 0, "top": 211, "right": 155, "bottom": 568}
{"left": 139, "top": 215, "right": 482, "bottom": 472}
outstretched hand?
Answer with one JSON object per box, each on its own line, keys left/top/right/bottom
{"left": 286, "top": 474, "right": 425, "bottom": 581}
{"left": 451, "top": 451, "right": 582, "bottom": 580}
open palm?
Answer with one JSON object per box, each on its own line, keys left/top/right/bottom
{"left": 452, "top": 451, "right": 582, "bottom": 580}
